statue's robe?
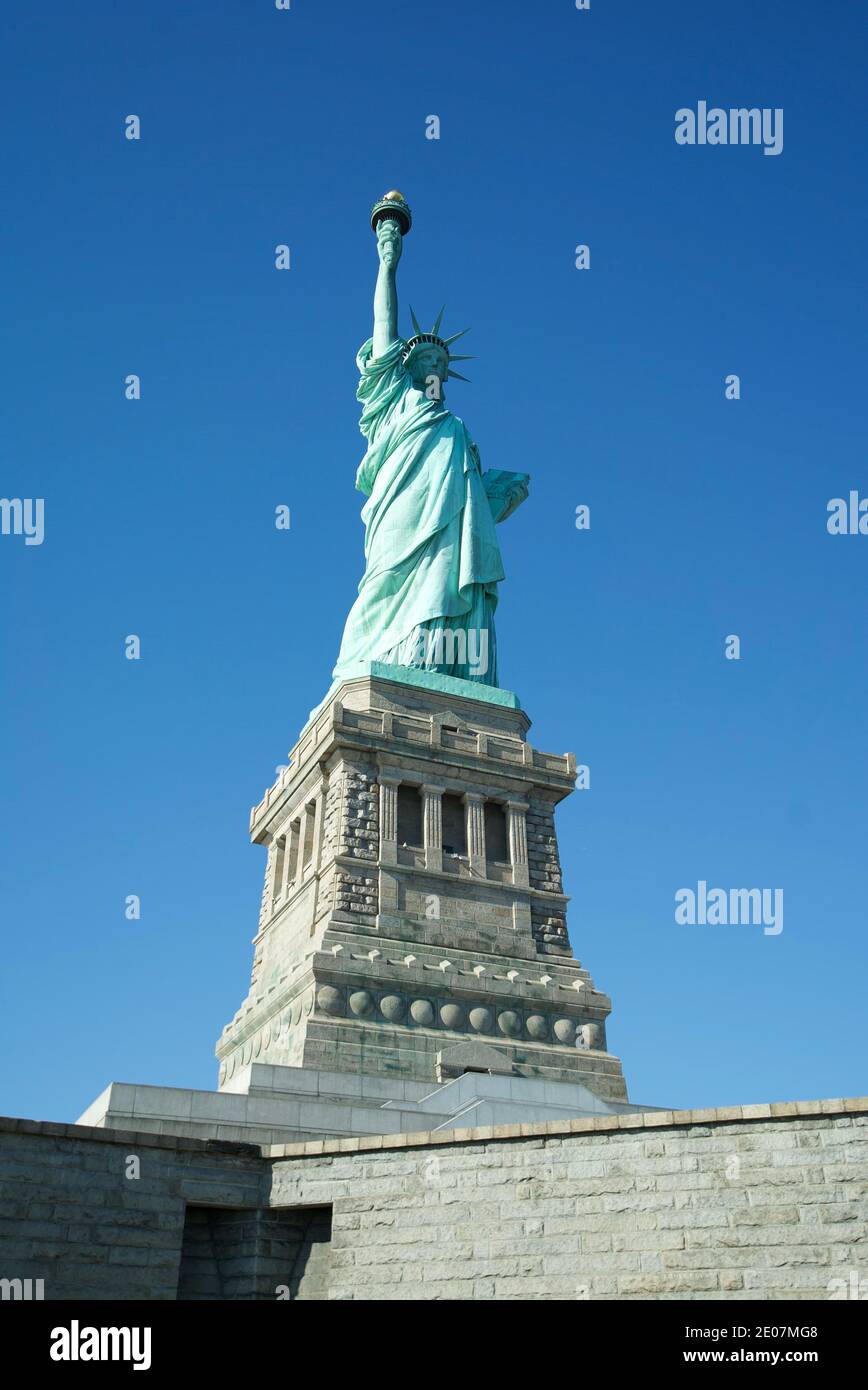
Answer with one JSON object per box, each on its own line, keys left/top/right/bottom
{"left": 333, "top": 337, "right": 528, "bottom": 687}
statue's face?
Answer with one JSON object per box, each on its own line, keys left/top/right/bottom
{"left": 410, "top": 345, "right": 449, "bottom": 388}
{"left": 377, "top": 218, "right": 401, "bottom": 269}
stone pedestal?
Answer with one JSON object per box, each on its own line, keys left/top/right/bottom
{"left": 79, "top": 1063, "right": 652, "bottom": 1148}
{"left": 215, "top": 669, "right": 628, "bottom": 1103}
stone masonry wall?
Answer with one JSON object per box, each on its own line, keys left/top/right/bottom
{"left": 334, "top": 868, "right": 378, "bottom": 919}
{"left": 320, "top": 771, "right": 342, "bottom": 860}
{"left": 530, "top": 904, "right": 571, "bottom": 956}
{"left": 339, "top": 767, "right": 379, "bottom": 863}
{"left": 527, "top": 800, "right": 570, "bottom": 955}
{"left": 269, "top": 1100, "right": 868, "bottom": 1301}
{"left": 312, "top": 773, "right": 342, "bottom": 930}
{"left": 526, "top": 800, "right": 563, "bottom": 894}
{"left": 332, "top": 765, "right": 379, "bottom": 920}
{"left": 0, "top": 1121, "right": 266, "bottom": 1300}
{"left": 1, "top": 1100, "right": 866, "bottom": 1301}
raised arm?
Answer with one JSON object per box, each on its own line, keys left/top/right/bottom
{"left": 372, "top": 217, "right": 402, "bottom": 359}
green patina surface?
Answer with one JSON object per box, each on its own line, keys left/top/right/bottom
{"left": 306, "top": 662, "right": 522, "bottom": 730}
{"left": 332, "top": 193, "right": 528, "bottom": 693}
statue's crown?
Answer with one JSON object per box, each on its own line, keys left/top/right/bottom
{"left": 403, "top": 306, "right": 474, "bottom": 381}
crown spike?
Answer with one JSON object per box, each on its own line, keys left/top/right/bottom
{"left": 447, "top": 369, "right": 471, "bottom": 382}
{"left": 409, "top": 305, "right": 423, "bottom": 336}
{"left": 432, "top": 304, "right": 446, "bottom": 336}
{"left": 443, "top": 328, "right": 470, "bottom": 347}
{"left": 447, "top": 354, "right": 474, "bottom": 362}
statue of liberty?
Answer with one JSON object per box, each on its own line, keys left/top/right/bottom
{"left": 332, "top": 192, "right": 528, "bottom": 690}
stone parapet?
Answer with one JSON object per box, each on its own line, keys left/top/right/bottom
{"left": 5, "top": 1098, "right": 868, "bottom": 1301}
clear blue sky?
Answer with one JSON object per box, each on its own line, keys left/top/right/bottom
{"left": 2, "top": 0, "right": 865, "bottom": 1122}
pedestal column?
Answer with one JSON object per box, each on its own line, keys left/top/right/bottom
{"left": 264, "top": 836, "right": 280, "bottom": 914}
{"left": 507, "top": 799, "right": 530, "bottom": 888}
{"left": 379, "top": 775, "right": 401, "bottom": 867}
{"left": 464, "top": 792, "right": 486, "bottom": 876}
{"left": 299, "top": 804, "right": 312, "bottom": 880}
{"left": 422, "top": 784, "right": 444, "bottom": 873}
{"left": 283, "top": 819, "right": 299, "bottom": 895}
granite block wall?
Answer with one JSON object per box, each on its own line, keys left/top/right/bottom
{"left": 0, "top": 1122, "right": 266, "bottom": 1301}
{"left": 267, "top": 1101, "right": 868, "bottom": 1301}
{"left": 1, "top": 1100, "right": 866, "bottom": 1301}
